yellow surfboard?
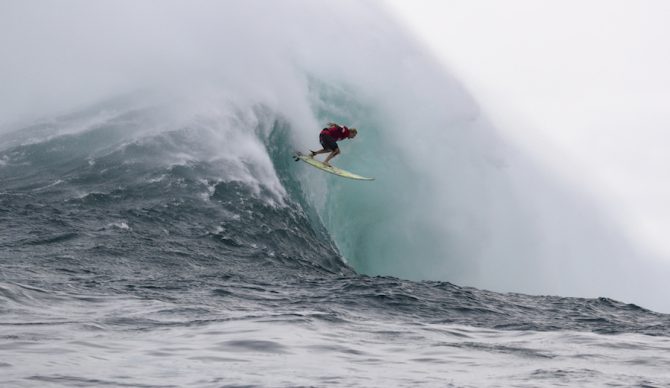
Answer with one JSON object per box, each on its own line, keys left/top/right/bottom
{"left": 293, "top": 152, "right": 374, "bottom": 181}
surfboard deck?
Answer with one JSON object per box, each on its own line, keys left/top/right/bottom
{"left": 293, "top": 152, "right": 374, "bottom": 181}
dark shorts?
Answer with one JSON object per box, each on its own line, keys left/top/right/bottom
{"left": 319, "top": 133, "right": 338, "bottom": 151}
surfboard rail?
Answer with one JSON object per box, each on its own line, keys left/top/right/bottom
{"left": 293, "top": 152, "right": 374, "bottom": 181}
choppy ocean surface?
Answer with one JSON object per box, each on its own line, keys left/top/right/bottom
{"left": 1, "top": 107, "right": 669, "bottom": 388}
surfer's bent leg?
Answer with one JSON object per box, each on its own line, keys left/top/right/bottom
{"left": 323, "top": 147, "right": 340, "bottom": 166}
{"left": 315, "top": 133, "right": 339, "bottom": 165}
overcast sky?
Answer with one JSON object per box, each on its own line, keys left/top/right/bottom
{"left": 384, "top": 0, "right": 670, "bottom": 261}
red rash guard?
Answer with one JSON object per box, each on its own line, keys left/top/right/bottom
{"left": 320, "top": 125, "right": 350, "bottom": 141}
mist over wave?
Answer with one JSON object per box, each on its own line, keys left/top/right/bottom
{"left": 1, "top": 0, "right": 668, "bottom": 312}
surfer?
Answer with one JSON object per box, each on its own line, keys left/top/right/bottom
{"left": 309, "top": 122, "right": 358, "bottom": 167}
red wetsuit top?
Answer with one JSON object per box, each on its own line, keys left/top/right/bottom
{"left": 320, "top": 125, "right": 351, "bottom": 141}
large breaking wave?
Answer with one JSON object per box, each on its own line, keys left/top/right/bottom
{"left": 1, "top": 0, "right": 668, "bottom": 313}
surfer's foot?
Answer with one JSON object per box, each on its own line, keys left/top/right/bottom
{"left": 309, "top": 150, "right": 317, "bottom": 158}
{"left": 323, "top": 162, "right": 332, "bottom": 167}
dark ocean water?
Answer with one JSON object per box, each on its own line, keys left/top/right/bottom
{"left": 2, "top": 109, "right": 670, "bottom": 387}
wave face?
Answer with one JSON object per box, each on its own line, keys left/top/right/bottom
{"left": 3, "top": 0, "right": 670, "bottom": 312}
{"left": 0, "top": 90, "right": 667, "bottom": 331}
{"left": 2, "top": 1, "right": 670, "bottom": 386}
